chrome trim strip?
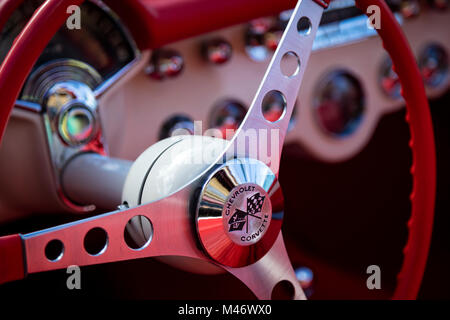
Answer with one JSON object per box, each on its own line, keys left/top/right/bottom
{"left": 15, "top": 100, "right": 42, "bottom": 113}
{"left": 312, "top": 13, "right": 404, "bottom": 51}
{"left": 94, "top": 56, "right": 141, "bottom": 98}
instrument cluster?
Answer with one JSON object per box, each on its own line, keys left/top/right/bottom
{"left": 0, "top": 0, "right": 138, "bottom": 103}
{"left": 118, "top": 0, "right": 448, "bottom": 163}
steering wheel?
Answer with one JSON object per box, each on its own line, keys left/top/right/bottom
{"left": 0, "top": 0, "right": 436, "bottom": 300}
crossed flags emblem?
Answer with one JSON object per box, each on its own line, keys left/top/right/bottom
{"left": 228, "top": 193, "right": 265, "bottom": 233}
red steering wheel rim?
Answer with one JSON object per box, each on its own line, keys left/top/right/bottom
{"left": 0, "top": 0, "right": 435, "bottom": 299}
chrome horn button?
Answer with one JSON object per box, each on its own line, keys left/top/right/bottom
{"left": 196, "top": 158, "right": 284, "bottom": 268}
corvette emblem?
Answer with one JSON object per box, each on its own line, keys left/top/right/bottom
{"left": 223, "top": 184, "right": 272, "bottom": 245}
{"left": 228, "top": 193, "right": 266, "bottom": 233}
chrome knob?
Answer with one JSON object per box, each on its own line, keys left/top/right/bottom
{"left": 44, "top": 81, "right": 99, "bottom": 147}
{"left": 159, "top": 114, "right": 195, "bottom": 140}
{"left": 244, "top": 18, "right": 282, "bottom": 62}
{"left": 208, "top": 99, "right": 247, "bottom": 139}
{"left": 58, "top": 103, "right": 97, "bottom": 146}
{"left": 379, "top": 57, "right": 402, "bottom": 99}
{"left": 400, "top": 0, "right": 420, "bottom": 18}
{"left": 146, "top": 49, "right": 184, "bottom": 80}
{"left": 314, "top": 70, "right": 365, "bottom": 138}
{"left": 201, "top": 38, "right": 233, "bottom": 65}
{"left": 295, "top": 266, "right": 314, "bottom": 298}
{"left": 419, "top": 43, "right": 448, "bottom": 88}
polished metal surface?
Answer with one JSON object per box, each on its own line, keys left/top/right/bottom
{"left": 196, "top": 158, "right": 283, "bottom": 267}
{"left": 313, "top": 70, "right": 365, "bottom": 137}
{"left": 159, "top": 114, "right": 195, "bottom": 140}
{"left": 225, "top": 233, "right": 306, "bottom": 300}
{"left": 62, "top": 153, "right": 132, "bottom": 210}
{"left": 43, "top": 80, "right": 105, "bottom": 212}
{"left": 201, "top": 38, "right": 233, "bottom": 65}
{"left": 244, "top": 18, "right": 282, "bottom": 62}
{"left": 208, "top": 99, "right": 247, "bottom": 138}
{"left": 145, "top": 49, "right": 185, "bottom": 80}
{"left": 22, "top": 59, "right": 103, "bottom": 105}
{"left": 58, "top": 103, "right": 97, "bottom": 146}
{"left": 22, "top": 187, "right": 204, "bottom": 274}
{"left": 230, "top": 0, "right": 324, "bottom": 175}
{"left": 295, "top": 266, "right": 314, "bottom": 289}
{"left": 418, "top": 43, "right": 449, "bottom": 88}
{"left": 379, "top": 56, "right": 402, "bottom": 100}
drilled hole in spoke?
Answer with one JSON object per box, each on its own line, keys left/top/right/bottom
{"left": 281, "top": 51, "right": 300, "bottom": 78}
{"left": 84, "top": 227, "right": 108, "bottom": 256}
{"left": 271, "top": 280, "right": 296, "bottom": 300}
{"left": 262, "top": 90, "right": 287, "bottom": 122}
{"left": 297, "top": 17, "right": 312, "bottom": 36}
{"left": 45, "top": 239, "right": 64, "bottom": 262}
{"left": 124, "top": 215, "right": 153, "bottom": 250}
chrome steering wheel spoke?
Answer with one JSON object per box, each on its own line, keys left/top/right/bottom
{"left": 225, "top": 233, "right": 306, "bottom": 300}
{"left": 22, "top": 187, "right": 205, "bottom": 274}
{"left": 226, "top": 0, "right": 324, "bottom": 175}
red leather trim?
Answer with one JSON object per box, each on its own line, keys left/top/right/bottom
{"left": 0, "top": 0, "right": 85, "bottom": 142}
{"left": 356, "top": 0, "right": 436, "bottom": 299}
{"left": 0, "top": 234, "right": 25, "bottom": 284}
{"left": 106, "top": 0, "right": 299, "bottom": 49}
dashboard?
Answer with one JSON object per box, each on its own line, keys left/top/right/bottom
{"left": 98, "top": 0, "right": 449, "bottom": 163}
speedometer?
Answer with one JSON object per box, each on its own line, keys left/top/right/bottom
{"left": 0, "top": 0, "right": 137, "bottom": 88}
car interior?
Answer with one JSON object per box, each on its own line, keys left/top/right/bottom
{"left": 0, "top": 0, "right": 448, "bottom": 300}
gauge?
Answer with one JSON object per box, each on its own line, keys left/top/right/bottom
{"left": 313, "top": 70, "right": 365, "bottom": 138}
{"left": 419, "top": 43, "right": 448, "bottom": 88}
{"left": 379, "top": 56, "right": 402, "bottom": 99}
{"left": 208, "top": 99, "right": 247, "bottom": 139}
{"left": 0, "top": 0, "right": 136, "bottom": 84}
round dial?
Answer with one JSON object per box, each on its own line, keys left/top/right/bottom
{"left": 0, "top": 0, "right": 136, "bottom": 84}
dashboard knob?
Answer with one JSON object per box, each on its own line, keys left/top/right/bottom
{"left": 208, "top": 99, "right": 247, "bottom": 139}
{"left": 419, "top": 43, "right": 448, "bottom": 88}
{"left": 295, "top": 266, "right": 314, "bottom": 298}
{"left": 58, "top": 102, "right": 97, "bottom": 147}
{"left": 159, "top": 114, "right": 194, "bottom": 140}
{"left": 314, "top": 70, "right": 365, "bottom": 138}
{"left": 379, "top": 56, "right": 402, "bottom": 99}
{"left": 201, "top": 38, "right": 233, "bottom": 64}
{"left": 244, "top": 18, "right": 281, "bottom": 62}
{"left": 146, "top": 49, "right": 184, "bottom": 80}
{"left": 400, "top": 0, "right": 421, "bottom": 18}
